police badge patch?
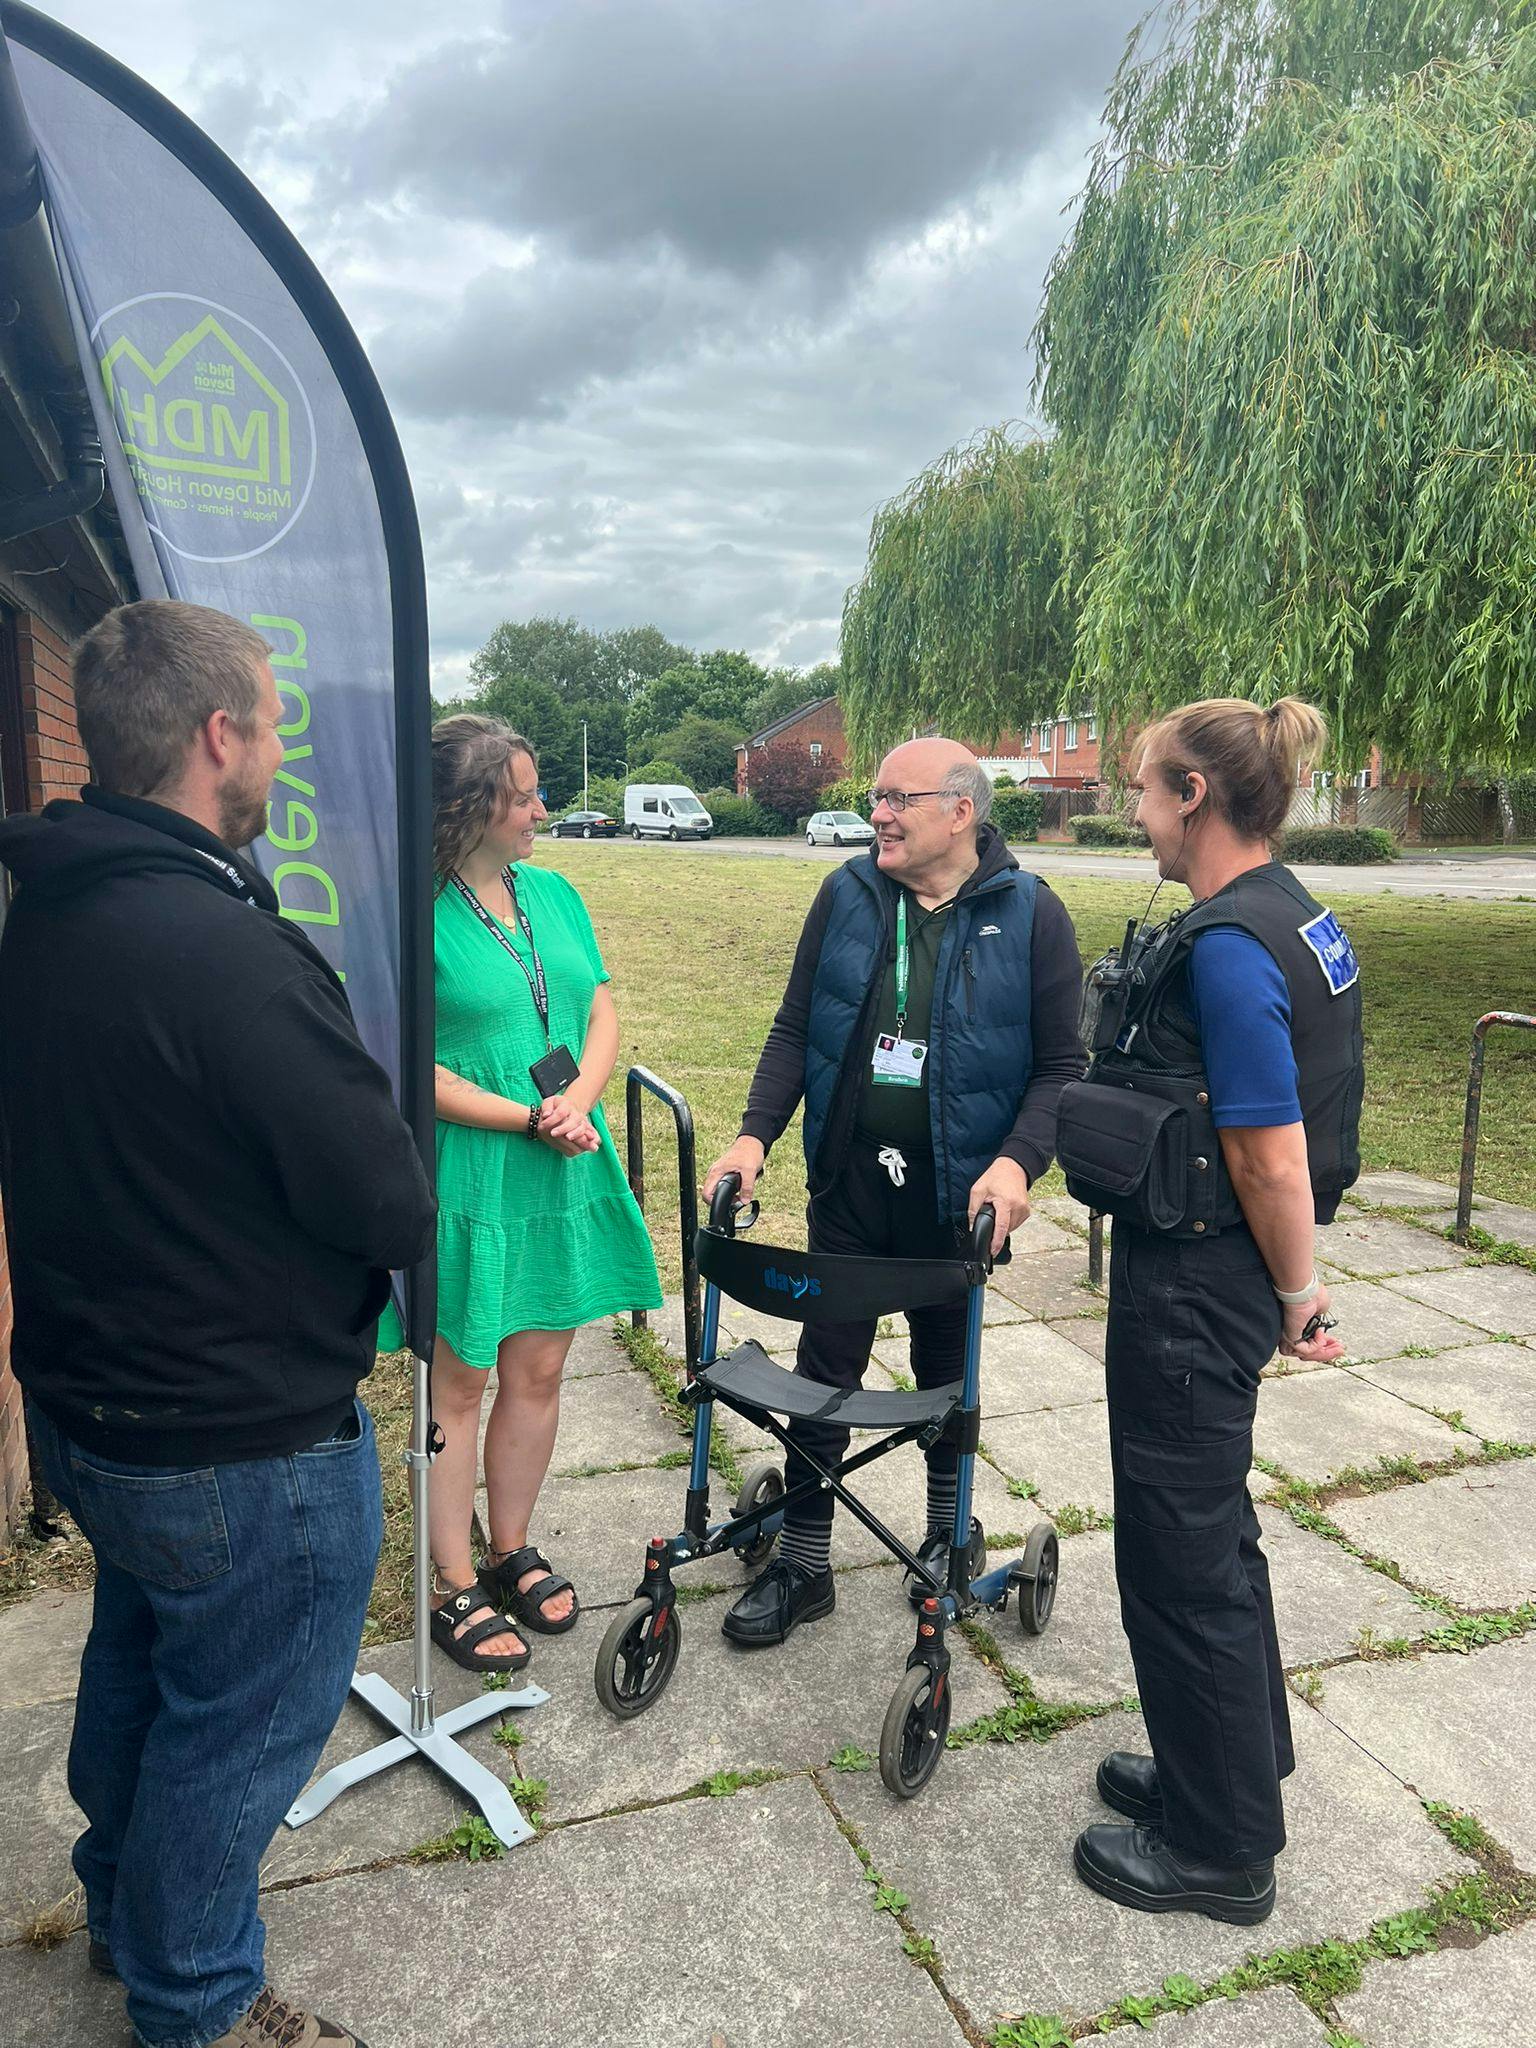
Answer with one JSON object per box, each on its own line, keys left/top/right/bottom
{"left": 1297, "top": 908, "right": 1360, "bottom": 995}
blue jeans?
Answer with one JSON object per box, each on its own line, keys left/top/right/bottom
{"left": 30, "top": 1399, "right": 383, "bottom": 2048}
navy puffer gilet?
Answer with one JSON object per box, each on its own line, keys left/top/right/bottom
{"left": 801, "top": 850, "right": 1038, "bottom": 1232}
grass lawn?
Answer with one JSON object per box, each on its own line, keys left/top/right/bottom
{"left": 536, "top": 843, "right": 1536, "bottom": 1289}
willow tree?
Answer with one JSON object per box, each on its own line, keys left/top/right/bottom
{"left": 840, "top": 430, "right": 1071, "bottom": 761}
{"left": 844, "top": 0, "right": 1536, "bottom": 775}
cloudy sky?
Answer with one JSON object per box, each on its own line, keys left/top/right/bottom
{"left": 46, "top": 0, "right": 1146, "bottom": 693}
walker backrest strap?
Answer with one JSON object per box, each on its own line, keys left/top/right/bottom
{"left": 696, "top": 1226, "right": 979, "bottom": 1324}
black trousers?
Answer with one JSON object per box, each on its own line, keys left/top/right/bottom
{"left": 1106, "top": 1221, "right": 1294, "bottom": 1864}
{"left": 783, "top": 1137, "right": 967, "bottom": 1528}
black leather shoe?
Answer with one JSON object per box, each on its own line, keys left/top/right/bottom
{"left": 905, "top": 1519, "right": 985, "bottom": 1607}
{"left": 1097, "top": 1750, "right": 1164, "bottom": 1825}
{"left": 1073, "top": 1823, "right": 1276, "bottom": 1925}
{"left": 721, "top": 1558, "right": 835, "bottom": 1647}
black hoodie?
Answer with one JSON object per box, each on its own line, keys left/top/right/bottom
{"left": 0, "top": 789, "right": 436, "bottom": 1465}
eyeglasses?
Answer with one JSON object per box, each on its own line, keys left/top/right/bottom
{"left": 867, "top": 788, "right": 947, "bottom": 813}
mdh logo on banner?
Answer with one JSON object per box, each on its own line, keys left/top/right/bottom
{"left": 93, "top": 293, "right": 316, "bottom": 563}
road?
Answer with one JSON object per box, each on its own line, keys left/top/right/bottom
{"left": 552, "top": 833, "right": 1536, "bottom": 903}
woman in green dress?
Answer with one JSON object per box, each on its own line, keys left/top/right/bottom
{"left": 410, "top": 714, "right": 662, "bottom": 1672}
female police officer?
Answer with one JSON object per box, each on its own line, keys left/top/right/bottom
{"left": 1056, "top": 697, "right": 1362, "bottom": 1925}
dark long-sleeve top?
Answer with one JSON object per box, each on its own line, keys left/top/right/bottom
{"left": 739, "top": 852, "right": 1087, "bottom": 1188}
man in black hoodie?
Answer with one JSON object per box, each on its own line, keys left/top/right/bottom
{"left": 0, "top": 600, "right": 435, "bottom": 2048}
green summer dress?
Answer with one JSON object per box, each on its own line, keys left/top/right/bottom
{"left": 384, "top": 862, "right": 661, "bottom": 1368}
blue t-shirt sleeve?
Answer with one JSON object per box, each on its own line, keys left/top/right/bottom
{"left": 1186, "top": 930, "right": 1302, "bottom": 1129}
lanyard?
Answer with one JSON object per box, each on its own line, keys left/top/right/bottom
{"left": 894, "top": 892, "right": 910, "bottom": 1032}
{"left": 451, "top": 867, "right": 550, "bottom": 1044}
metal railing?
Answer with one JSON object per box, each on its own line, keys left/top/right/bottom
{"left": 1456, "top": 1012, "right": 1536, "bottom": 1243}
{"left": 624, "top": 1065, "right": 701, "bottom": 1376}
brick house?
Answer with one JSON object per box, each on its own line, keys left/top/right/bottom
{"left": 0, "top": 228, "right": 133, "bottom": 1538}
{"left": 735, "top": 696, "right": 846, "bottom": 794}
{"left": 735, "top": 696, "right": 1106, "bottom": 795}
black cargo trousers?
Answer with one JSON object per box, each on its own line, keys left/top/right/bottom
{"left": 782, "top": 1136, "right": 969, "bottom": 1531}
{"left": 1106, "top": 1219, "right": 1294, "bottom": 1864}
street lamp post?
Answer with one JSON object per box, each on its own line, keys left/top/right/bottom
{"left": 583, "top": 720, "right": 589, "bottom": 810}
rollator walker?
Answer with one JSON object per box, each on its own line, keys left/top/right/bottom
{"left": 595, "top": 1073, "right": 1061, "bottom": 1799}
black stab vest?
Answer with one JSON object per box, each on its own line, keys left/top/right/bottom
{"left": 1058, "top": 863, "right": 1364, "bottom": 1239}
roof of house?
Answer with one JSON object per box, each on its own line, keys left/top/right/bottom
{"left": 738, "top": 696, "right": 840, "bottom": 750}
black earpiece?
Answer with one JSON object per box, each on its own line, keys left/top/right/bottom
{"left": 1179, "top": 773, "right": 1197, "bottom": 806}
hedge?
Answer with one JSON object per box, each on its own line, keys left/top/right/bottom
{"left": 1281, "top": 824, "right": 1398, "bottom": 864}
{"left": 989, "top": 787, "right": 1043, "bottom": 842}
{"left": 699, "top": 788, "right": 784, "bottom": 837}
{"left": 1069, "top": 814, "right": 1145, "bottom": 848}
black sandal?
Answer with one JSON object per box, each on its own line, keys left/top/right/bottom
{"left": 480, "top": 1544, "right": 581, "bottom": 1636}
{"left": 429, "top": 1580, "right": 531, "bottom": 1673}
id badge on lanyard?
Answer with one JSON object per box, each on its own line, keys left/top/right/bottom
{"left": 871, "top": 894, "right": 928, "bottom": 1088}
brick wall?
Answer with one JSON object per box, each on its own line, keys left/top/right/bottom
{"left": 736, "top": 698, "right": 848, "bottom": 795}
{"left": 0, "top": 607, "right": 89, "bottom": 1536}
{"left": 15, "top": 614, "right": 89, "bottom": 805}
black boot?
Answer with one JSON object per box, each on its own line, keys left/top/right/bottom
{"left": 1073, "top": 1823, "right": 1276, "bottom": 1925}
{"left": 1096, "top": 1750, "right": 1163, "bottom": 1825}
{"left": 721, "top": 1557, "right": 835, "bottom": 1647}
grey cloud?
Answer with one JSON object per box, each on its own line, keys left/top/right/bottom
{"left": 336, "top": 0, "right": 1144, "bottom": 275}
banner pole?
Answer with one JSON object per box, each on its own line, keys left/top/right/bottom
{"left": 408, "top": 1352, "right": 434, "bottom": 1733}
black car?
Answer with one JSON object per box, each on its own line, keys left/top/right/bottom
{"left": 550, "top": 809, "right": 622, "bottom": 839}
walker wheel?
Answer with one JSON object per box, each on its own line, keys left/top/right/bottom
{"left": 879, "top": 1663, "right": 952, "bottom": 1798}
{"left": 1016, "top": 1523, "right": 1060, "bottom": 1637}
{"left": 733, "top": 1458, "right": 785, "bottom": 1569}
{"left": 594, "top": 1598, "right": 681, "bottom": 1719}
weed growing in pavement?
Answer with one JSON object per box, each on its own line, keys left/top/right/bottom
{"left": 1053, "top": 1503, "right": 1113, "bottom": 1536}
{"left": 1006, "top": 1476, "right": 1040, "bottom": 1501}
{"left": 410, "top": 1815, "right": 506, "bottom": 1864}
{"left": 829, "top": 1744, "right": 874, "bottom": 1772}
{"left": 992, "top": 2016, "right": 1073, "bottom": 2047}
{"left": 692, "top": 1768, "right": 780, "bottom": 1799}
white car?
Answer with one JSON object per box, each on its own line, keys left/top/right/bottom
{"left": 806, "top": 810, "right": 876, "bottom": 848}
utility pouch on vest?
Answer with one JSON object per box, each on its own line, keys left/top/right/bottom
{"left": 1057, "top": 1078, "right": 1190, "bottom": 1233}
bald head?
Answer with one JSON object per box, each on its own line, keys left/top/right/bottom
{"left": 875, "top": 737, "right": 992, "bottom": 832}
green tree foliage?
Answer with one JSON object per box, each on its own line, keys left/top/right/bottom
{"left": 651, "top": 714, "right": 743, "bottom": 792}
{"left": 844, "top": 0, "right": 1536, "bottom": 775}
{"left": 469, "top": 617, "right": 689, "bottom": 706}
{"left": 627, "top": 649, "right": 775, "bottom": 756}
{"left": 841, "top": 432, "right": 1070, "bottom": 764}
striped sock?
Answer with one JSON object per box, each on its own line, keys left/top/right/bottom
{"left": 925, "top": 1466, "right": 959, "bottom": 1544}
{"left": 779, "top": 1514, "right": 832, "bottom": 1579}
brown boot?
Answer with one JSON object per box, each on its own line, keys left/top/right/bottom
{"left": 209, "top": 1987, "right": 370, "bottom": 2047}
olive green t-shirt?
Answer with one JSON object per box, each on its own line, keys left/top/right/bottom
{"left": 854, "top": 892, "right": 952, "bottom": 1149}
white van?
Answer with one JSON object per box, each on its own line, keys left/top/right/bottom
{"left": 624, "top": 784, "right": 713, "bottom": 841}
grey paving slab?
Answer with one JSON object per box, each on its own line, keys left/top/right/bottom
{"left": 481, "top": 1463, "right": 695, "bottom": 1611}
{"left": 1099, "top": 1987, "right": 1331, "bottom": 2045}
{"left": 0, "top": 1942, "right": 127, "bottom": 2048}
{"left": 1318, "top": 1213, "right": 1471, "bottom": 1278}
{"left": 550, "top": 1359, "right": 688, "bottom": 1474}
{"left": 972, "top": 1320, "right": 1107, "bottom": 1418}
{"left": 0, "top": 1695, "right": 80, "bottom": 1943}
{"left": 1330, "top": 1456, "right": 1536, "bottom": 1607}
{"left": 1050, "top": 1315, "right": 1108, "bottom": 1362}
{"left": 831, "top": 1705, "right": 1469, "bottom": 2028}
{"left": 0, "top": 1778, "right": 967, "bottom": 2048}
{"left": 982, "top": 1401, "right": 1114, "bottom": 1517}
{"left": 1349, "top": 1172, "right": 1459, "bottom": 1210}
{"left": 1323, "top": 1280, "right": 1480, "bottom": 1363}
{"left": 1251, "top": 1370, "right": 1469, "bottom": 1484}
{"left": 1006, "top": 1212, "right": 1084, "bottom": 1258}
{"left": 1000, "top": 1508, "right": 1428, "bottom": 1708}
{"left": 0, "top": 1587, "right": 91, "bottom": 1708}
{"left": 519, "top": 1566, "right": 1009, "bottom": 1821}
{"left": 1351, "top": 1344, "right": 1536, "bottom": 1446}
{"left": 1421, "top": 1198, "right": 1536, "bottom": 1248}
{"left": 1319, "top": 1634, "right": 1536, "bottom": 1869}
{"left": 992, "top": 1248, "right": 1107, "bottom": 1322}
{"left": 1383, "top": 1264, "right": 1536, "bottom": 1338}
{"left": 1335, "top": 1916, "right": 1536, "bottom": 2048}
{"left": 562, "top": 1317, "right": 633, "bottom": 1377}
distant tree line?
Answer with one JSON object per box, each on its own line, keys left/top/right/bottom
{"left": 435, "top": 615, "right": 838, "bottom": 808}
